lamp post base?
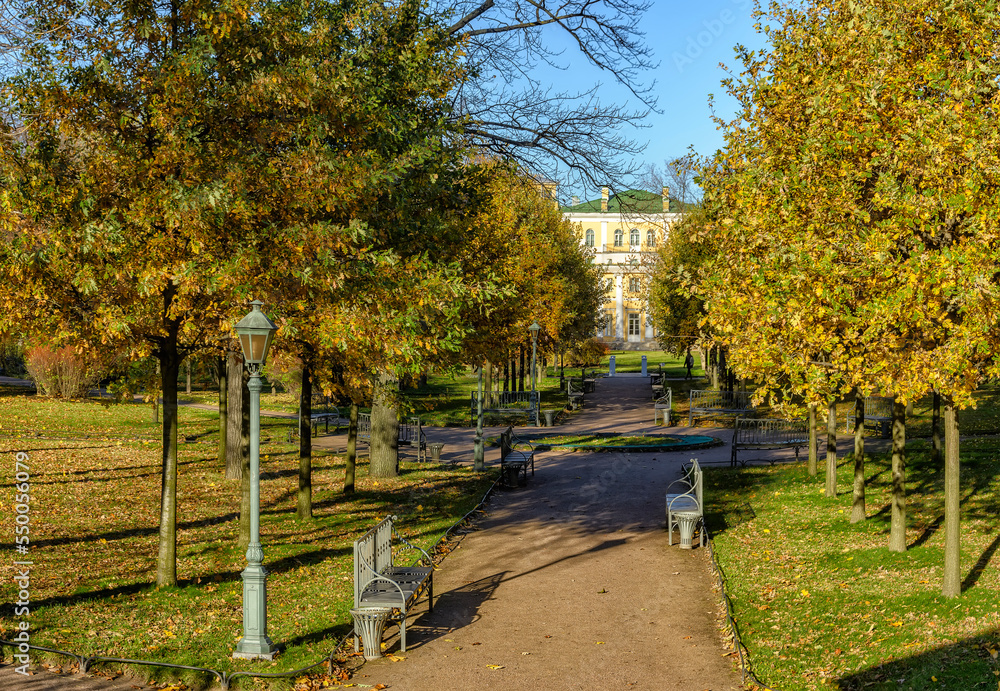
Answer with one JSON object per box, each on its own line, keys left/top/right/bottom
{"left": 233, "top": 560, "right": 278, "bottom": 659}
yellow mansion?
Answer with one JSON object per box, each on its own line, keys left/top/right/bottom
{"left": 562, "top": 188, "right": 683, "bottom": 349}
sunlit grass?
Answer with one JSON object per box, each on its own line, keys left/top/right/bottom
{"left": 707, "top": 439, "right": 1000, "bottom": 690}
{"left": 0, "top": 394, "right": 495, "bottom": 689}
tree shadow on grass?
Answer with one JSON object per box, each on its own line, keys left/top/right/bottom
{"left": 836, "top": 629, "right": 1000, "bottom": 690}
{"left": 962, "top": 532, "right": 1000, "bottom": 592}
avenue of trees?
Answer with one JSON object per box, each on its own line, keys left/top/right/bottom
{"left": 0, "top": 0, "right": 633, "bottom": 586}
{"left": 650, "top": 0, "right": 1000, "bottom": 598}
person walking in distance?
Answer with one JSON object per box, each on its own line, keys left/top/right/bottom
{"left": 684, "top": 351, "right": 694, "bottom": 380}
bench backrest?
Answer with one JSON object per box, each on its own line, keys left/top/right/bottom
{"left": 567, "top": 379, "right": 584, "bottom": 395}
{"left": 471, "top": 390, "right": 538, "bottom": 410}
{"left": 689, "top": 389, "right": 754, "bottom": 411}
{"left": 398, "top": 416, "right": 425, "bottom": 445}
{"left": 356, "top": 413, "right": 423, "bottom": 444}
{"left": 734, "top": 417, "right": 807, "bottom": 445}
{"left": 353, "top": 515, "right": 396, "bottom": 606}
{"left": 499, "top": 425, "right": 532, "bottom": 462}
{"left": 654, "top": 389, "right": 672, "bottom": 410}
{"left": 357, "top": 412, "right": 373, "bottom": 440}
{"left": 861, "top": 396, "right": 894, "bottom": 419}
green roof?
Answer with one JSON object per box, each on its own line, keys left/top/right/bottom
{"left": 561, "top": 189, "right": 683, "bottom": 214}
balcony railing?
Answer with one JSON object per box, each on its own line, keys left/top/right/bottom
{"left": 599, "top": 243, "right": 657, "bottom": 253}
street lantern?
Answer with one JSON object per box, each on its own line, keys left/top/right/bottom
{"left": 232, "top": 299, "right": 279, "bottom": 660}
{"left": 528, "top": 322, "right": 541, "bottom": 426}
{"left": 235, "top": 300, "right": 277, "bottom": 368}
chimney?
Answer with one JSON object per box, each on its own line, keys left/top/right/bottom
{"left": 663, "top": 187, "right": 669, "bottom": 213}
{"left": 601, "top": 187, "right": 609, "bottom": 212}
{"left": 571, "top": 195, "right": 579, "bottom": 206}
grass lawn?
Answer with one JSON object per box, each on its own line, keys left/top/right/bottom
{"left": 707, "top": 438, "right": 1000, "bottom": 690}
{"left": 0, "top": 394, "right": 495, "bottom": 689}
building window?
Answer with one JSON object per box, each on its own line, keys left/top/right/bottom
{"left": 630, "top": 228, "right": 640, "bottom": 246}
{"left": 613, "top": 229, "right": 623, "bottom": 247}
{"left": 585, "top": 228, "right": 595, "bottom": 247}
{"left": 647, "top": 230, "right": 656, "bottom": 247}
{"left": 603, "top": 310, "right": 615, "bottom": 337}
{"left": 627, "top": 313, "right": 640, "bottom": 337}
{"left": 629, "top": 277, "right": 641, "bottom": 292}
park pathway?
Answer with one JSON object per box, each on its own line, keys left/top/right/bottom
{"left": 352, "top": 375, "right": 744, "bottom": 691}
{"left": 0, "top": 375, "right": 744, "bottom": 690}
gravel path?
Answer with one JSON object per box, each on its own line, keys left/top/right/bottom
{"left": 352, "top": 376, "right": 745, "bottom": 690}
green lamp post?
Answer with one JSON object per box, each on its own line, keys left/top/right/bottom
{"left": 528, "top": 322, "right": 541, "bottom": 427}
{"left": 232, "top": 299, "right": 279, "bottom": 660}
{"left": 473, "top": 364, "right": 485, "bottom": 471}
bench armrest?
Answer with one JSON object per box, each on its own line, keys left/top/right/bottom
{"left": 391, "top": 525, "right": 434, "bottom": 567}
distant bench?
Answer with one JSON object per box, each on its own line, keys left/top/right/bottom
{"left": 470, "top": 390, "right": 538, "bottom": 426}
{"left": 498, "top": 425, "right": 534, "bottom": 488}
{"left": 688, "top": 390, "right": 755, "bottom": 426}
{"left": 307, "top": 394, "right": 349, "bottom": 436}
{"left": 653, "top": 388, "right": 674, "bottom": 426}
{"left": 567, "top": 378, "right": 585, "bottom": 409}
{"left": 731, "top": 417, "right": 809, "bottom": 467}
{"left": 845, "top": 395, "right": 894, "bottom": 438}
{"left": 358, "top": 413, "right": 428, "bottom": 462}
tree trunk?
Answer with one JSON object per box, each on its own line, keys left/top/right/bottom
{"left": 344, "top": 403, "right": 358, "bottom": 493}
{"left": 932, "top": 389, "right": 942, "bottom": 463}
{"left": 942, "top": 398, "right": 960, "bottom": 598}
{"left": 217, "top": 355, "right": 227, "bottom": 464}
{"left": 851, "top": 393, "right": 866, "bottom": 523}
{"left": 238, "top": 427, "right": 251, "bottom": 552}
{"left": 711, "top": 346, "right": 719, "bottom": 389}
{"left": 518, "top": 346, "right": 525, "bottom": 392}
{"left": 186, "top": 359, "right": 191, "bottom": 394}
{"left": 225, "top": 352, "right": 248, "bottom": 480}
{"left": 370, "top": 373, "right": 399, "bottom": 478}
{"left": 156, "top": 346, "right": 180, "bottom": 587}
{"left": 825, "top": 399, "right": 837, "bottom": 497}
{"left": 503, "top": 357, "right": 509, "bottom": 392}
{"left": 889, "top": 399, "right": 907, "bottom": 552}
{"left": 297, "top": 362, "right": 312, "bottom": 520}
{"left": 808, "top": 403, "right": 817, "bottom": 477}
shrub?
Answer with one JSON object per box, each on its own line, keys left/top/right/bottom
{"left": 265, "top": 352, "right": 302, "bottom": 400}
{"left": 24, "top": 345, "right": 101, "bottom": 398}
{"left": 565, "top": 338, "right": 610, "bottom": 367}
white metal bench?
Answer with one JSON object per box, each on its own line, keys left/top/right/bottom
{"left": 731, "top": 417, "right": 809, "bottom": 466}
{"left": 352, "top": 515, "right": 434, "bottom": 656}
{"left": 357, "top": 413, "right": 427, "bottom": 462}
{"left": 665, "top": 459, "right": 704, "bottom": 549}
{"left": 688, "top": 389, "right": 755, "bottom": 426}
{"left": 567, "top": 378, "right": 585, "bottom": 409}
{"left": 498, "top": 425, "right": 534, "bottom": 488}
{"left": 653, "top": 388, "right": 673, "bottom": 426}
{"left": 470, "top": 390, "right": 538, "bottom": 426}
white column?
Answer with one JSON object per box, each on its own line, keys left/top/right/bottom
{"left": 615, "top": 274, "right": 624, "bottom": 339}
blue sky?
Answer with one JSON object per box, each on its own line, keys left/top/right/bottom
{"left": 535, "top": 0, "right": 770, "bottom": 199}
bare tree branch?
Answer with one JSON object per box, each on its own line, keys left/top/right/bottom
{"left": 442, "top": 0, "right": 657, "bottom": 194}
